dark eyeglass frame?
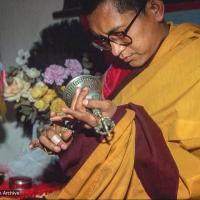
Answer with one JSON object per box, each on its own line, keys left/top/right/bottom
{"left": 92, "top": 2, "right": 146, "bottom": 51}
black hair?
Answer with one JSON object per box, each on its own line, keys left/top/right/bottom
{"left": 80, "top": 0, "right": 147, "bottom": 15}
{"left": 28, "top": 20, "right": 89, "bottom": 70}
{"left": 27, "top": 20, "right": 106, "bottom": 74}
{"left": 114, "top": 0, "right": 147, "bottom": 13}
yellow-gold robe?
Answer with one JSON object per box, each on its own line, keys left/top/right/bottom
{"left": 47, "top": 23, "right": 200, "bottom": 199}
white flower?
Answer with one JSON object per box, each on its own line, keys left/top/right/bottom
{"left": 22, "top": 66, "right": 40, "bottom": 79}
{"left": 15, "top": 49, "right": 30, "bottom": 66}
{"left": 4, "top": 76, "right": 31, "bottom": 102}
{"left": 16, "top": 70, "right": 24, "bottom": 79}
{"left": 22, "top": 88, "right": 35, "bottom": 102}
{"left": 83, "top": 68, "right": 90, "bottom": 75}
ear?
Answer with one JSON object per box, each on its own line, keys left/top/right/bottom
{"left": 147, "top": 0, "right": 165, "bottom": 22}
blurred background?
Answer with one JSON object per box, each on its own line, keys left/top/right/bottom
{"left": 0, "top": 0, "right": 63, "bottom": 67}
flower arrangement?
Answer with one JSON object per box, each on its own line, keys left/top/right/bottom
{"left": 3, "top": 49, "right": 94, "bottom": 125}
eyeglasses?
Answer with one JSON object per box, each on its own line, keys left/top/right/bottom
{"left": 91, "top": 3, "right": 146, "bottom": 51}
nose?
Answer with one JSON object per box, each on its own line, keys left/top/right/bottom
{"left": 110, "top": 42, "right": 126, "bottom": 57}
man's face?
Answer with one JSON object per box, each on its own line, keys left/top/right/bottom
{"left": 87, "top": 0, "right": 167, "bottom": 67}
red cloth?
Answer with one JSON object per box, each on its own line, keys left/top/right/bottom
{"left": 0, "top": 180, "right": 61, "bottom": 199}
{"left": 103, "top": 64, "right": 131, "bottom": 98}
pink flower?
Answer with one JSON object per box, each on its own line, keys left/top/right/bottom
{"left": 44, "top": 64, "right": 70, "bottom": 86}
{"left": 64, "top": 59, "right": 83, "bottom": 78}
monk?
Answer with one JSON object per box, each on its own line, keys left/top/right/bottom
{"left": 30, "top": 0, "right": 200, "bottom": 199}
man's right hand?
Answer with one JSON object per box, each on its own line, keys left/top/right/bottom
{"left": 29, "top": 124, "right": 73, "bottom": 154}
{"left": 29, "top": 87, "right": 82, "bottom": 154}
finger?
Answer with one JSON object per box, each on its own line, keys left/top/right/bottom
{"left": 50, "top": 112, "right": 56, "bottom": 118}
{"left": 50, "top": 109, "right": 73, "bottom": 122}
{"left": 83, "top": 124, "right": 93, "bottom": 129}
{"left": 50, "top": 125, "right": 74, "bottom": 150}
{"left": 39, "top": 134, "right": 61, "bottom": 153}
{"left": 46, "top": 127, "right": 70, "bottom": 150}
{"left": 71, "top": 87, "right": 81, "bottom": 110}
{"left": 60, "top": 129, "right": 73, "bottom": 141}
{"left": 75, "top": 87, "right": 89, "bottom": 111}
{"left": 62, "top": 135, "right": 73, "bottom": 149}
{"left": 29, "top": 139, "right": 42, "bottom": 149}
{"left": 83, "top": 99, "right": 117, "bottom": 118}
{"left": 51, "top": 111, "right": 67, "bottom": 119}
{"left": 62, "top": 107, "right": 97, "bottom": 127}
{"left": 83, "top": 99, "right": 110, "bottom": 111}
{"left": 50, "top": 114, "right": 72, "bottom": 122}
{"left": 50, "top": 115, "right": 64, "bottom": 121}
